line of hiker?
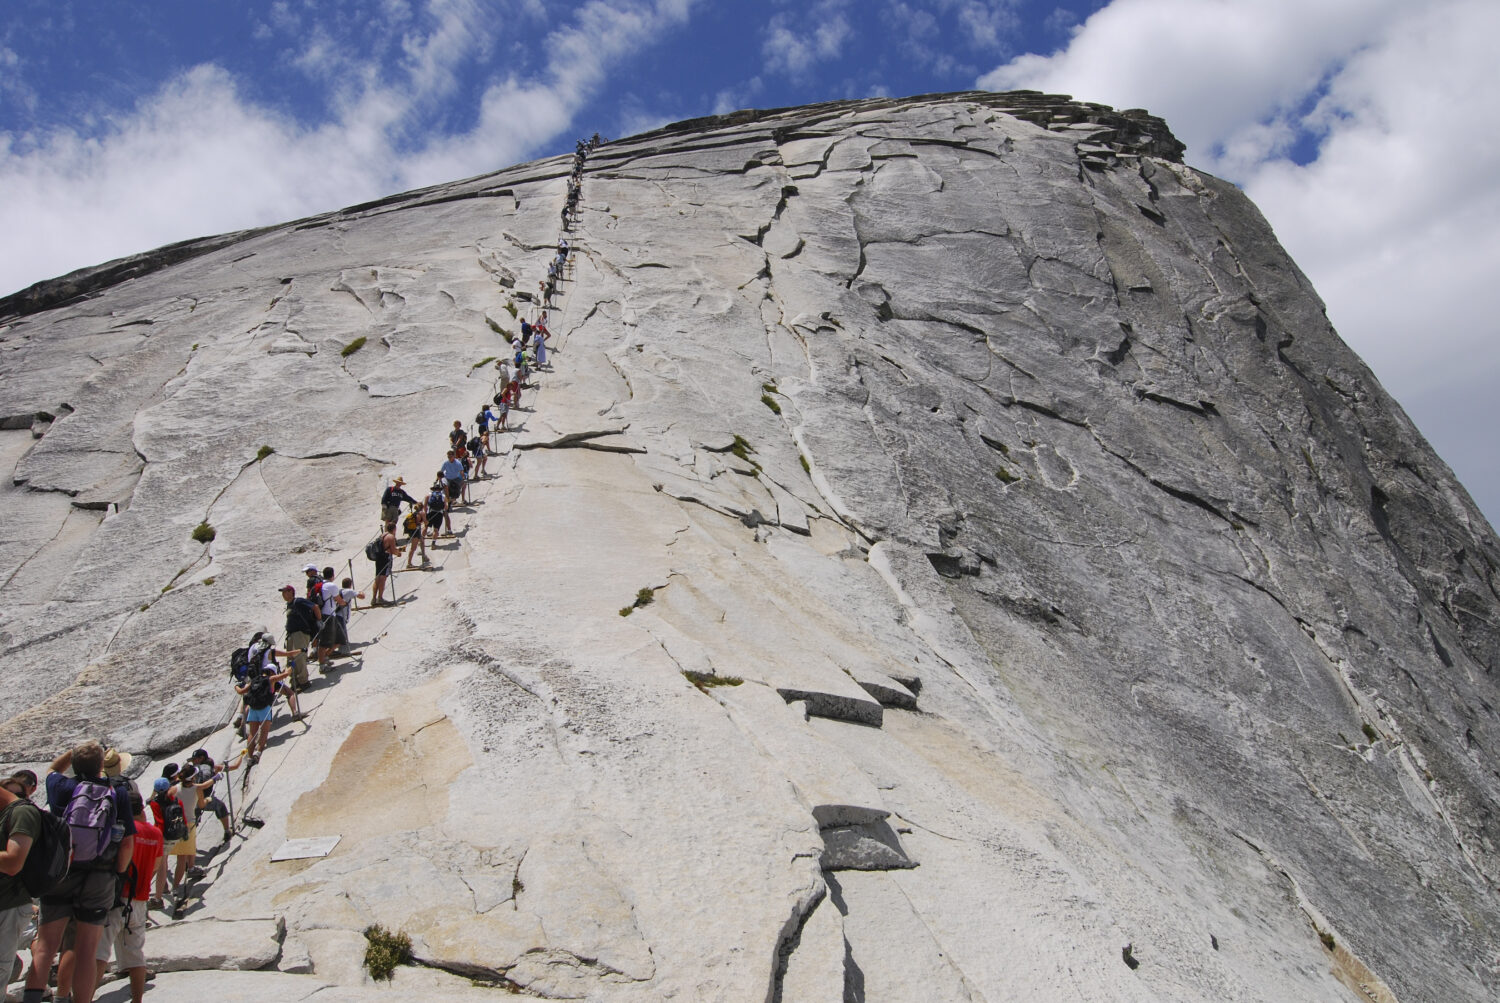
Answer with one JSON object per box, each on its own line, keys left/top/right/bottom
{"left": 0, "top": 136, "right": 597, "bottom": 1003}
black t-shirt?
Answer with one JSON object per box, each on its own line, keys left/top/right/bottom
{"left": 284, "top": 596, "right": 320, "bottom": 636}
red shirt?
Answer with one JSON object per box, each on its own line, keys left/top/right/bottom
{"left": 127, "top": 820, "right": 163, "bottom": 901}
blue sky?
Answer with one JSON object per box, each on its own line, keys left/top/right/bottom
{"left": 2, "top": 0, "right": 1497, "bottom": 527}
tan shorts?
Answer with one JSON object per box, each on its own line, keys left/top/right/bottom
{"left": 96, "top": 899, "right": 147, "bottom": 969}
{"left": 166, "top": 820, "right": 197, "bottom": 857}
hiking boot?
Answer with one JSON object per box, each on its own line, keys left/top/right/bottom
{"left": 188, "top": 866, "right": 206, "bottom": 880}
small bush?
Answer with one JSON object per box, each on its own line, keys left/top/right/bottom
{"left": 799, "top": 454, "right": 811, "bottom": 474}
{"left": 1317, "top": 929, "right": 1336, "bottom": 951}
{"left": 760, "top": 394, "right": 781, "bottom": 415}
{"left": 619, "top": 606, "right": 634, "bottom": 617}
{"left": 730, "top": 435, "right": 754, "bottom": 462}
{"left": 341, "top": 336, "right": 367, "bottom": 357}
{"left": 363, "top": 925, "right": 412, "bottom": 981}
{"left": 634, "top": 587, "right": 655, "bottom": 607}
{"left": 1362, "top": 723, "right": 1378, "bottom": 742}
{"left": 486, "top": 317, "right": 507, "bottom": 336}
{"left": 504, "top": 301, "right": 518, "bottom": 318}
{"left": 202, "top": 577, "right": 216, "bottom": 586}
{"left": 191, "top": 522, "right": 216, "bottom": 543}
{"left": 472, "top": 356, "right": 496, "bottom": 370}
{"left": 256, "top": 445, "right": 274, "bottom": 461}
{"left": 762, "top": 382, "right": 778, "bottom": 394}
{"left": 682, "top": 670, "right": 744, "bottom": 693}
{"left": 995, "top": 467, "right": 1018, "bottom": 484}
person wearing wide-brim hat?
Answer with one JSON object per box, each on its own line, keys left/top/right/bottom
{"left": 380, "top": 475, "right": 417, "bottom": 526}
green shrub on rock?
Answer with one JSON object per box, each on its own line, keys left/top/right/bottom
{"left": 363, "top": 925, "right": 412, "bottom": 981}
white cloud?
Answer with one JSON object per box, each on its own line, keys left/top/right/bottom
{"left": 979, "top": 0, "right": 1500, "bottom": 524}
{"left": 0, "top": 0, "right": 699, "bottom": 297}
{"left": 763, "top": 1, "right": 853, "bottom": 78}
{"left": 713, "top": 77, "right": 764, "bottom": 117}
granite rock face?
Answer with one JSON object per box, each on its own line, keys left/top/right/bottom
{"left": 1, "top": 91, "right": 1497, "bottom": 1001}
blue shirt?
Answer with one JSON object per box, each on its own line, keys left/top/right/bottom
{"left": 441, "top": 459, "right": 465, "bottom": 481}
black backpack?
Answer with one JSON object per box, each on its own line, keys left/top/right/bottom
{"left": 246, "top": 666, "right": 275, "bottom": 710}
{"left": 229, "top": 646, "right": 250, "bottom": 680}
{"left": 364, "top": 535, "right": 384, "bottom": 561}
{"left": 3, "top": 799, "right": 70, "bottom": 897}
{"left": 152, "top": 792, "right": 189, "bottom": 843}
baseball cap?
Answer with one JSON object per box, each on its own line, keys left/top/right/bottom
{"left": 303, "top": 564, "right": 320, "bottom": 574}
{"left": 153, "top": 778, "right": 170, "bottom": 794}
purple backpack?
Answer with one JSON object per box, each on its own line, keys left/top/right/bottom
{"left": 63, "top": 779, "right": 117, "bottom": 865}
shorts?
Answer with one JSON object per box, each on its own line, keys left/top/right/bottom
{"left": 96, "top": 899, "right": 147, "bottom": 968}
{"left": 200, "top": 795, "right": 228, "bottom": 820}
{"left": 426, "top": 510, "right": 444, "bottom": 530}
{"left": 39, "top": 868, "right": 117, "bottom": 926}
{"left": 446, "top": 478, "right": 463, "bottom": 499}
{"left": 375, "top": 552, "right": 393, "bottom": 576}
{"left": 381, "top": 503, "right": 400, "bottom": 524}
{"left": 245, "top": 704, "right": 273, "bottom": 724}
{"left": 167, "top": 820, "right": 198, "bottom": 858}
{"left": 318, "top": 616, "right": 347, "bottom": 646}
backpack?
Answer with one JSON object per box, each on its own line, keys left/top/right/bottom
{"left": 402, "top": 511, "right": 420, "bottom": 535}
{"left": 229, "top": 645, "right": 250, "bottom": 680}
{"left": 63, "top": 779, "right": 117, "bottom": 866}
{"left": 2, "top": 799, "right": 69, "bottom": 897}
{"left": 246, "top": 666, "right": 275, "bottom": 710}
{"left": 428, "top": 488, "right": 446, "bottom": 511}
{"left": 365, "top": 535, "right": 383, "bottom": 561}
{"left": 467, "top": 436, "right": 482, "bottom": 453}
{"left": 152, "top": 793, "right": 189, "bottom": 843}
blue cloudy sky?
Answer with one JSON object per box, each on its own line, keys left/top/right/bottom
{"left": 2, "top": 0, "right": 1497, "bottom": 524}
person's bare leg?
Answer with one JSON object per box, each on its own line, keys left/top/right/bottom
{"left": 154, "top": 855, "right": 169, "bottom": 901}
{"left": 69, "top": 922, "right": 102, "bottom": 1003}
{"left": 27, "top": 916, "right": 66, "bottom": 994}
{"left": 128, "top": 965, "right": 146, "bottom": 1003}
{"left": 57, "top": 944, "right": 74, "bottom": 998}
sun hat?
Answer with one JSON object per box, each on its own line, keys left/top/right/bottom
{"left": 102, "top": 748, "right": 132, "bottom": 777}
